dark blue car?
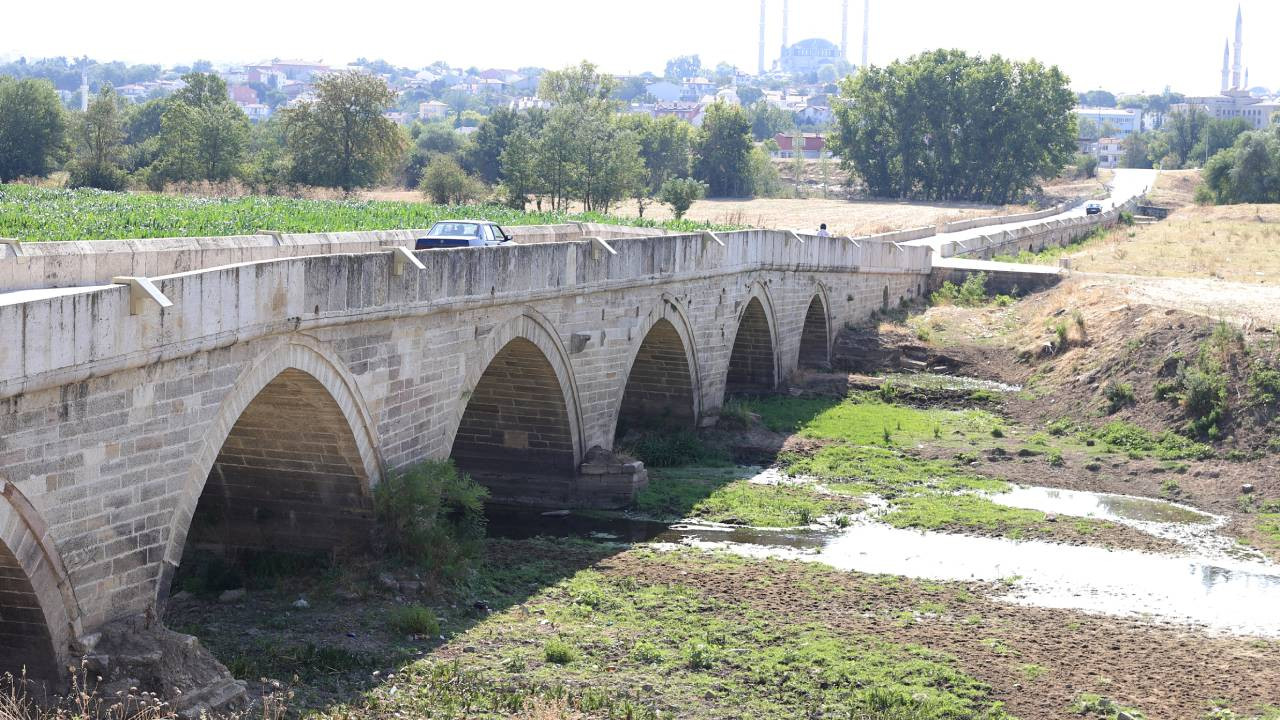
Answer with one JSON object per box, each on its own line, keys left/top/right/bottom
{"left": 415, "top": 220, "right": 513, "bottom": 249}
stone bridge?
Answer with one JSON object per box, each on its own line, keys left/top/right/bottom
{"left": 0, "top": 226, "right": 930, "bottom": 684}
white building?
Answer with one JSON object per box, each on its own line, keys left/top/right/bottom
{"left": 1073, "top": 107, "right": 1140, "bottom": 138}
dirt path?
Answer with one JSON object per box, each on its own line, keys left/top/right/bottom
{"left": 1079, "top": 272, "right": 1280, "bottom": 328}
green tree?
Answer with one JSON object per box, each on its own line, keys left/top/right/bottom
{"left": 749, "top": 145, "right": 784, "bottom": 198}
{"left": 664, "top": 55, "right": 702, "bottom": 82}
{"left": 498, "top": 127, "right": 541, "bottom": 209}
{"left": 659, "top": 177, "right": 706, "bottom": 219}
{"left": 403, "top": 121, "right": 465, "bottom": 188}
{"left": 0, "top": 77, "right": 66, "bottom": 182}
{"left": 747, "top": 100, "right": 794, "bottom": 141}
{"left": 620, "top": 113, "right": 694, "bottom": 193}
{"left": 283, "top": 71, "right": 406, "bottom": 191}
{"left": 68, "top": 86, "right": 127, "bottom": 190}
{"left": 466, "top": 107, "right": 520, "bottom": 183}
{"left": 419, "top": 154, "right": 482, "bottom": 204}
{"left": 1201, "top": 130, "right": 1280, "bottom": 204}
{"left": 538, "top": 61, "right": 617, "bottom": 105}
{"left": 1122, "top": 133, "right": 1154, "bottom": 169}
{"left": 1193, "top": 117, "right": 1252, "bottom": 163}
{"left": 1077, "top": 90, "right": 1117, "bottom": 108}
{"left": 153, "top": 72, "right": 249, "bottom": 185}
{"left": 1159, "top": 107, "right": 1210, "bottom": 169}
{"left": 829, "top": 50, "right": 1076, "bottom": 204}
{"left": 693, "top": 102, "right": 754, "bottom": 197}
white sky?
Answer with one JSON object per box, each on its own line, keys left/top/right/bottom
{"left": 2, "top": 0, "right": 1272, "bottom": 94}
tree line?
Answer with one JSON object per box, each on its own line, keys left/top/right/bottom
{"left": 0, "top": 70, "right": 408, "bottom": 192}
{"left": 0, "top": 62, "right": 785, "bottom": 214}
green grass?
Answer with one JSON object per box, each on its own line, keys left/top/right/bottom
{"left": 388, "top": 605, "right": 441, "bottom": 637}
{"left": 1071, "top": 693, "right": 1145, "bottom": 719}
{"left": 1089, "top": 421, "right": 1213, "bottom": 460}
{"left": 637, "top": 467, "right": 863, "bottom": 526}
{"left": 992, "top": 226, "right": 1105, "bottom": 265}
{"left": 376, "top": 561, "right": 1013, "bottom": 720}
{"left": 783, "top": 444, "right": 1008, "bottom": 497}
{"left": 744, "top": 393, "right": 1000, "bottom": 444}
{"left": 0, "top": 183, "right": 730, "bottom": 242}
{"left": 883, "top": 493, "right": 1050, "bottom": 537}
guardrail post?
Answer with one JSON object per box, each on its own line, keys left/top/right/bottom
{"left": 381, "top": 246, "right": 425, "bottom": 276}
{"left": 111, "top": 276, "right": 173, "bottom": 315}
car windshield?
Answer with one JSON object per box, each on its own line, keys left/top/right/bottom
{"left": 428, "top": 222, "right": 482, "bottom": 237}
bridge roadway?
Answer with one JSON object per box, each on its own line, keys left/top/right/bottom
{"left": 0, "top": 225, "right": 931, "bottom": 684}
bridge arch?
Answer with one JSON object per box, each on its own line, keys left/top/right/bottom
{"left": 724, "top": 282, "right": 780, "bottom": 396}
{"left": 797, "top": 286, "right": 833, "bottom": 370}
{"left": 611, "top": 295, "right": 703, "bottom": 439}
{"left": 446, "top": 310, "right": 585, "bottom": 490}
{"left": 0, "top": 481, "right": 81, "bottom": 686}
{"left": 160, "top": 337, "right": 382, "bottom": 601}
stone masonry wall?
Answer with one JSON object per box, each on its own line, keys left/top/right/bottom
{"left": 0, "top": 229, "right": 930, "bottom": 667}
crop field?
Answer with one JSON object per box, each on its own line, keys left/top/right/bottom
{"left": 0, "top": 184, "right": 722, "bottom": 242}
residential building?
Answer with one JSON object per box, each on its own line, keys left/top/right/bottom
{"left": 797, "top": 105, "right": 833, "bottom": 126}
{"left": 1072, "top": 107, "right": 1140, "bottom": 138}
{"left": 772, "top": 132, "right": 830, "bottom": 159}
{"left": 418, "top": 100, "right": 449, "bottom": 121}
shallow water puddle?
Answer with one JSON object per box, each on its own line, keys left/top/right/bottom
{"left": 490, "top": 476, "right": 1280, "bottom": 636}
{"left": 993, "top": 485, "right": 1212, "bottom": 525}
{"left": 675, "top": 521, "right": 1280, "bottom": 636}
{"left": 878, "top": 372, "right": 1022, "bottom": 393}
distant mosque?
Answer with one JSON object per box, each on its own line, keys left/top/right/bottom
{"left": 1175, "top": 5, "right": 1280, "bottom": 130}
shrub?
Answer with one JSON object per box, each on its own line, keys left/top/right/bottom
{"left": 373, "top": 460, "right": 489, "bottom": 587}
{"left": 685, "top": 642, "right": 716, "bottom": 670}
{"left": 630, "top": 641, "right": 664, "bottom": 664}
{"left": 659, "top": 177, "right": 707, "bottom": 219}
{"left": 1047, "top": 449, "right": 1065, "bottom": 467}
{"left": 419, "top": 155, "right": 485, "bottom": 205}
{"left": 625, "top": 431, "right": 725, "bottom": 468}
{"left": 1103, "top": 381, "right": 1136, "bottom": 414}
{"left": 931, "top": 272, "right": 993, "bottom": 307}
{"left": 543, "top": 638, "right": 579, "bottom": 665}
{"left": 389, "top": 605, "right": 441, "bottom": 636}
{"left": 877, "top": 380, "right": 898, "bottom": 403}
{"left": 1248, "top": 361, "right": 1280, "bottom": 406}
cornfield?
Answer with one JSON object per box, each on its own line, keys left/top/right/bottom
{"left": 0, "top": 185, "right": 727, "bottom": 242}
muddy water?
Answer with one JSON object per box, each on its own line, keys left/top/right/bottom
{"left": 489, "top": 481, "right": 1280, "bottom": 636}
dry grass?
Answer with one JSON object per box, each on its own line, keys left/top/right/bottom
{"left": 1145, "top": 169, "right": 1202, "bottom": 208}
{"left": 1065, "top": 204, "right": 1280, "bottom": 283}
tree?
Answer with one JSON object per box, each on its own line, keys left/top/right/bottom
{"left": 694, "top": 102, "right": 754, "bottom": 197}
{"left": 747, "top": 100, "right": 794, "bottom": 141}
{"left": 419, "top": 154, "right": 482, "bottom": 204}
{"left": 152, "top": 72, "right": 249, "bottom": 184}
{"left": 1077, "top": 117, "right": 1100, "bottom": 141}
{"left": 1122, "top": 133, "right": 1154, "bottom": 169}
{"left": 1074, "top": 152, "right": 1099, "bottom": 179}
{"left": 738, "top": 86, "right": 764, "bottom": 106}
{"left": 466, "top": 107, "right": 520, "bottom": 183}
{"left": 664, "top": 55, "right": 702, "bottom": 82}
{"left": 498, "top": 127, "right": 540, "bottom": 209}
{"left": 538, "top": 61, "right": 617, "bottom": 105}
{"left": 283, "top": 71, "right": 406, "bottom": 191}
{"left": 1159, "top": 107, "right": 1210, "bottom": 169}
{"left": 68, "top": 86, "right": 127, "bottom": 190}
{"left": 1078, "top": 90, "right": 1117, "bottom": 108}
{"left": 829, "top": 50, "right": 1076, "bottom": 204}
{"left": 1194, "top": 118, "right": 1251, "bottom": 162}
{"left": 789, "top": 130, "right": 807, "bottom": 193}
{"left": 659, "top": 177, "right": 706, "bottom": 219}
{"left": 749, "top": 146, "right": 784, "bottom": 198}
{"left": 0, "top": 77, "right": 66, "bottom": 182}
{"left": 1201, "top": 130, "right": 1280, "bottom": 204}
{"left": 620, "top": 113, "right": 694, "bottom": 193}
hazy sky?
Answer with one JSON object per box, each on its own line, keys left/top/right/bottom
{"left": 3, "top": 0, "right": 1271, "bottom": 94}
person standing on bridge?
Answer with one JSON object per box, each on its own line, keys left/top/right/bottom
{"left": 817, "top": 223, "right": 831, "bottom": 238}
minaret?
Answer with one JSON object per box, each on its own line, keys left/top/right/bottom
{"left": 861, "top": 0, "right": 870, "bottom": 68}
{"left": 79, "top": 70, "right": 89, "bottom": 112}
{"left": 758, "top": 0, "right": 767, "bottom": 74}
{"left": 1221, "top": 39, "right": 1230, "bottom": 94}
{"left": 1232, "top": 4, "right": 1243, "bottom": 90}
{"left": 782, "top": 0, "right": 790, "bottom": 54}
{"left": 841, "top": 0, "right": 850, "bottom": 61}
